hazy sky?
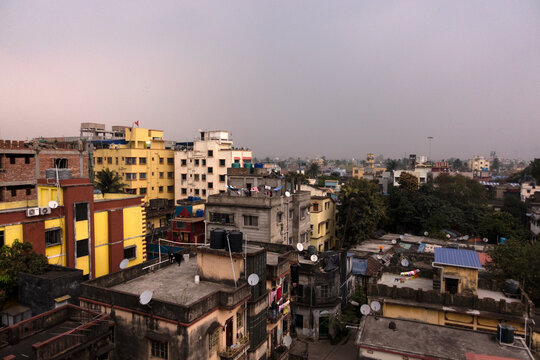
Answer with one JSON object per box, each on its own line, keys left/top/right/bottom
{"left": 1, "top": 1, "right": 539, "bottom": 160}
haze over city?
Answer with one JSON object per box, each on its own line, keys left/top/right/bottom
{"left": 1, "top": 0, "right": 539, "bottom": 160}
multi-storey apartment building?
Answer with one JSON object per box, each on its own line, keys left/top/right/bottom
{"left": 174, "top": 130, "right": 252, "bottom": 201}
{"left": 0, "top": 175, "right": 146, "bottom": 279}
{"left": 300, "top": 185, "right": 337, "bottom": 252}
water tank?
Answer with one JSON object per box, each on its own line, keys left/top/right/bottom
{"left": 497, "top": 324, "right": 514, "bottom": 344}
{"left": 227, "top": 231, "right": 243, "bottom": 252}
{"left": 232, "top": 163, "right": 241, "bottom": 168}
{"left": 210, "top": 229, "right": 226, "bottom": 249}
{"left": 187, "top": 196, "right": 194, "bottom": 201}
{"left": 45, "top": 168, "right": 72, "bottom": 180}
{"left": 307, "top": 246, "right": 317, "bottom": 256}
{"left": 196, "top": 209, "right": 204, "bottom": 217}
{"left": 254, "top": 163, "right": 264, "bottom": 169}
{"left": 504, "top": 279, "right": 520, "bottom": 294}
{"left": 243, "top": 162, "right": 252, "bottom": 169}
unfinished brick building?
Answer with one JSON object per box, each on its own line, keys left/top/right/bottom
{"left": 0, "top": 139, "right": 88, "bottom": 202}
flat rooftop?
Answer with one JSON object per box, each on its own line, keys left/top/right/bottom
{"left": 111, "top": 259, "right": 235, "bottom": 306}
{"left": 378, "top": 273, "right": 521, "bottom": 303}
{"left": 356, "top": 316, "right": 533, "bottom": 360}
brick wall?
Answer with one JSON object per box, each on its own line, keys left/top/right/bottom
{"left": 37, "top": 151, "right": 87, "bottom": 178}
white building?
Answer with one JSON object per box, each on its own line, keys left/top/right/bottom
{"left": 521, "top": 181, "right": 538, "bottom": 201}
{"left": 174, "top": 130, "right": 252, "bottom": 201}
{"left": 468, "top": 156, "right": 490, "bottom": 172}
{"left": 393, "top": 168, "right": 432, "bottom": 187}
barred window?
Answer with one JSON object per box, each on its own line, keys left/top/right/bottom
{"left": 208, "top": 329, "right": 220, "bottom": 352}
{"left": 45, "top": 228, "right": 62, "bottom": 246}
{"left": 150, "top": 339, "right": 168, "bottom": 359}
{"left": 243, "top": 215, "right": 258, "bottom": 227}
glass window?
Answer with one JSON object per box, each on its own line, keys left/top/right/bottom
{"left": 194, "top": 174, "right": 200, "bottom": 181}
{"left": 167, "top": 186, "right": 173, "bottom": 193}
{"left": 181, "top": 159, "right": 187, "bottom": 166}
{"left": 207, "top": 150, "right": 213, "bottom": 157}
{"left": 124, "top": 246, "right": 136, "bottom": 260}
{"left": 159, "top": 172, "right": 164, "bottom": 178}
{"left": 181, "top": 174, "right": 187, "bottom": 180}
{"left": 45, "top": 228, "right": 62, "bottom": 246}
{"left": 219, "top": 175, "right": 225, "bottom": 182}
{"left": 194, "top": 189, "right": 200, "bottom": 195}
{"left": 195, "top": 159, "right": 199, "bottom": 166}
{"left": 159, "top": 186, "right": 163, "bottom": 193}
{"left": 107, "top": 157, "right": 112, "bottom": 164}
{"left": 76, "top": 239, "right": 89, "bottom": 257}
{"left": 150, "top": 339, "right": 168, "bottom": 359}
{"left": 139, "top": 188, "right": 147, "bottom": 195}
{"left": 208, "top": 330, "right": 219, "bottom": 353}
{"left": 159, "top": 158, "right": 164, "bottom": 164}
{"left": 139, "top": 157, "right": 147, "bottom": 165}
{"left": 202, "top": 159, "right": 206, "bottom": 166}
{"left": 167, "top": 158, "right": 174, "bottom": 164}
{"left": 208, "top": 167, "right": 213, "bottom": 174}
{"left": 243, "top": 215, "right": 258, "bottom": 227}
{"left": 182, "top": 188, "right": 187, "bottom": 195}
{"left": 125, "top": 157, "right": 137, "bottom": 165}
{"left": 208, "top": 182, "right": 213, "bottom": 189}
{"left": 219, "top": 159, "right": 226, "bottom": 166}
{"left": 75, "top": 203, "right": 88, "bottom": 221}
{"left": 139, "top": 173, "right": 147, "bottom": 180}
{"left": 126, "top": 173, "right": 137, "bottom": 180}
{"left": 168, "top": 172, "right": 174, "bottom": 179}
{"left": 211, "top": 213, "right": 234, "bottom": 224}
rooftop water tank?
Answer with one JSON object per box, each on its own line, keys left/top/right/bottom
{"left": 45, "top": 168, "right": 72, "bottom": 180}
{"left": 196, "top": 209, "right": 204, "bottom": 217}
{"left": 232, "top": 163, "right": 241, "bottom": 168}
{"left": 210, "top": 229, "right": 226, "bottom": 250}
{"left": 504, "top": 279, "right": 520, "bottom": 294}
{"left": 497, "top": 324, "right": 514, "bottom": 344}
{"left": 227, "top": 231, "right": 243, "bottom": 253}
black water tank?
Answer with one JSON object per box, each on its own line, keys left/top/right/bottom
{"left": 210, "top": 229, "right": 226, "bottom": 249}
{"left": 228, "top": 231, "right": 243, "bottom": 252}
{"left": 497, "top": 324, "right": 514, "bottom": 344}
{"left": 307, "top": 246, "right": 317, "bottom": 256}
{"left": 504, "top": 279, "right": 520, "bottom": 294}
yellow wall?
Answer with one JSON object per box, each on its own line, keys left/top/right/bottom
{"left": 44, "top": 218, "right": 67, "bottom": 266}
{"left": 123, "top": 206, "right": 146, "bottom": 266}
{"left": 0, "top": 224, "right": 23, "bottom": 247}
{"left": 309, "top": 198, "right": 336, "bottom": 251}
{"left": 93, "top": 211, "right": 109, "bottom": 277}
{"left": 38, "top": 186, "right": 64, "bottom": 207}
{"left": 198, "top": 252, "right": 244, "bottom": 283}
{"left": 442, "top": 265, "right": 478, "bottom": 295}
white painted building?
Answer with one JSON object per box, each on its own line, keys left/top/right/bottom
{"left": 392, "top": 168, "right": 432, "bottom": 187}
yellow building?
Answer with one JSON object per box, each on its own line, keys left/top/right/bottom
{"left": 0, "top": 178, "right": 146, "bottom": 279}
{"left": 301, "top": 185, "right": 337, "bottom": 251}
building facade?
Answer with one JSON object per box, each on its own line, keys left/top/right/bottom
{"left": 300, "top": 185, "right": 337, "bottom": 252}
{"left": 0, "top": 177, "right": 146, "bottom": 279}
{"left": 174, "top": 130, "right": 252, "bottom": 201}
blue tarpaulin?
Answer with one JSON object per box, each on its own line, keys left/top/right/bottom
{"left": 417, "top": 244, "right": 426, "bottom": 253}
{"left": 352, "top": 258, "right": 368, "bottom": 275}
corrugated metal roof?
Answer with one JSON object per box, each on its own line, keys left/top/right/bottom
{"left": 434, "top": 248, "right": 482, "bottom": 269}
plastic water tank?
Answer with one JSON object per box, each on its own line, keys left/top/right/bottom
{"left": 497, "top": 324, "right": 514, "bottom": 344}
{"left": 254, "top": 163, "right": 264, "bottom": 168}
{"left": 307, "top": 246, "right": 317, "bottom": 256}
{"left": 243, "top": 162, "right": 252, "bottom": 169}
{"left": 196, "top": 209, "right": 204, "bottom": 217}
{"left": 210, "top": 229, "right": 226, "bottom": 249}
{"left": 232, "top": 163, "right": 241, "bottom": 168}
{"left": 227, "top": 231, "right": 243, "bottom": 252}
{"left": 504, "top": 279, "right": 520, "bottom": 294}
{"left": 45, "top": 168, "right": 72, "bottom": 180}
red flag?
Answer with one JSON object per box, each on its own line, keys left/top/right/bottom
{"left": 134, "top": 121, "right": 139, "bottom": 127}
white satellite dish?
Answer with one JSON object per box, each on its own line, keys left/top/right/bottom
{"left": 463, "top": 235, "right": 469, "bottom": 241}
{"left": 48, "top": 200, "right": 58, "bottom": 209}
{"left": 446, "top": 234, "right": 451, "bottom": 239}
{"left": 296, "top": 243, "right": 304, "bottom": 251}
{"left": 119, "top": 258, "right": 130, "bottom": 269}
{"left": 401, "top": 258, "right": 410, "bottom": 267}
{"left": 310, "top": 254, "right": 318, "bottom": 262}
{"left": 399, "top": 235, "right": 404, "bottom": 240}
{"left": 248, "top": 273, "right": 259, "bottom": 286}
{"left": 139, "top": 290, "right": 153, "bottom": 305}
{"left": 283, "top": 335, "right": 292, "bottom": 347}
{"left": 285, "top": 191, "right": 291, "bottom": 197}
{"left": 360, "top": 304, "right": 371, "bottom": 316}
{"left": 483, "top": 237, "right": 489, "bottom": 243}
{"left": 424, "top": 231, "right": 429, "bottom": 236}
{"left": 370, "top": 301, "right": 381, "bottom": 312}
{"left": 376, "top": 254, "right": 382, "bottom": 260}
{"left": 391, "top": 239, "right": 397, "bottom": 245}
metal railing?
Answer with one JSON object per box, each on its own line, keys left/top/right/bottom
{"left": 218, "top": 334, "right": 249, "bottom": 359}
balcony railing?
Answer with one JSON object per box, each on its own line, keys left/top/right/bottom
{"left": 219, "top": 334, "right": 249, "bottom": 359}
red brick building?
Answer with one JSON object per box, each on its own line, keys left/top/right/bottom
{"left": 0, "top": 140, "right": 88, "bottom": 202}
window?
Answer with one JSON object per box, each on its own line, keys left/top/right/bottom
{"left": 107, "top": 157, "right": 112, "bottom": 164}
{"left": 320, "top": 285, "right": 329, "bottom": 300}
{"left": 277, "top": 212, "right": 283, "bottom": 223}
{"left": 139, "top": 173, "right": 147, "bottom": 180}
{"left": 295, "top": 314, "right": 304, "bottom": 329}
{"left": 219, "top": 159, "right": 226, "bottom": 166}
{"left": 167, "top": 158, "right": 174, "bottom": 164}
{"left": 97, "top": 157, "right": 103, "bottom": 164}
{"left": 181, "top": 174, "right": 187, "bottom": 180}
{"left": 159, "top": 172, "right": 164, "bottom": 179}
{"left": 150, "top": 339, "right": 168, "bottom": 359}
{"left": 181, "top": 159, "right": 187, "bottom": 166}
{"left": 167, "top": 186, "right": 174, "bottom": 193}
{"left": 219, "top": 175, "right": 225, "bottom": 182}
{"left": 195, "top": 159, "right": 199, "bottom": 165}
{"left": 124, "top": 246, "right": 136, "bottom": 260}
{"left": 115, "top": 157, "right": 118, "bottom": 165}
{"left": 45, "top": 228, "right": 62, "bottom": 246}
{"left": 26, "top": 188, "right": 31, "bottom": 196}
{"left": 194, "top": 174, "right": 200, "bottom": 181}
{"left": 243, "top": 215, "right": 258, "bottom": 227}
{"left": 139, "top": 157, "right": 147, "bottom": 165}
{"left": 0, "top": 230, "right": 5, "bottom": 247}
{"left": 139, "top": 188, "right": 147, "bottom": 195}
{"left": 76, "top": 239, "right": 89, "bottom": 257}
{"left": 289, "top": 209, "right": 293, "bottom": 218}
{"left": 165, "top": 172, "right": 173, "bottom": 179}
{"left": 208, "top": 182, "right": 213, "bottom": 189}
{"left": 182, "top": 188, "right": 187, "bottom": 195}
{"left": 312, "top": 203, "right": 319, "bottom": 212}
{"left": 202, "top": 174, "right": 206, "bottom": 181}
{"left": 211, "top": 213, "right": 234, "bottom": 224}
{"left": 159, "top": 186, "right": 163, "bottom": 193}
{"left": 300, "top": 232, "right": 307, "bottom": 243}
{"left": 126, "top": 157, "right": 137, "bottom": 165}
{"left": 207, "top": 167, "right": 213, "bottom": 174}
{"left": 75, "top": 203, "right": 88, "bottom": 221}
{"left": 125, "top": 188, "right": 137, "bottom": 194}
{"left": 237, "top": 312, "right": 243, "bottom": 329}
{"left": 11, "top": 189, "right": 17, "bottom": 197}
{"left": 126, "top": 173, "right": 137, "bottom": 180}
{"left": 194, "top": 189, "right": 200, "bottom": 195}
{"left": 24, "top": 156, "right": 30, "bottom": 164}
{"left": 202, "top": 159, "right": 206, "bottom": 166}
{"left": 159, "top": 158, "right": 164, "bottom": 164}
{"left": 207, "top": 150, "right": 213, "bottom": 157}
{"left": 301, "top": 207, "right": 307, "bottom": 220}
{"left": 324, "top": 201, "right": 330, "bottom": 210}
{"left": 202, "top": 189, "right": 206, "bottom": 196}
{"left": 208, "top": 330, "right": 220, "bottom": 353}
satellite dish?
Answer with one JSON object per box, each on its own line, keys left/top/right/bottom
{"left": 119, "top": 258, "right": 130, "bottom": 269}
{"left": 350, "top": 300, "right": 359, "bottom": 306}
{"left": 424, "top": 231, "right": 429, "bottom": 236}
{"left": 285, "top": 191, "right": 291, "bottom": 197}
{"left": 296, "top": 243, "right": 304, "bottom": 251}
{"left": 401, "top": 258, "right": 410, "bottom": 267}
{"left": 376, "top": 254, "right": 382, "bottom": 260}
{"left": 360, "top": 304, "right": 371, "bottom": 316}
{"left": 370, "top": 301, "right": 381, "bottom": 312}
{"left": 391, "top": 239, "right": 397, "bottom": 245}
{"left": 399, "top": 235, "right": 404, "bottom": 240}
{"left": 310, "top": 254, "right": 318, "bottom": 262}
{"left": 283, "top": 335, "right": 292, "bottom": 347}
{"left": 483, "top": 237, "right": 489, "bottom": 243}
{"left": 463, "top": 235, "right": 469, "bottom": 241}
{"left": 48, "top": 201, "right": 58, "bottom": 209}
{"left": 248, "top": 274, "right": 259, "bottom": 286}
{"left": 139, "top": 290, "right": 153, "bottom": 305}
{"left": 446, "top": 234, "right": 451, "bottom": 239}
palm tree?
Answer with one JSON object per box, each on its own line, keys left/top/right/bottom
{"left": 94, "top": 168, "right": 125, "bottom": 193}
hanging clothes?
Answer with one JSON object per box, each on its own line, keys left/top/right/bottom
{"left": 276, "top": 286, "right": 282, "bottom": 302}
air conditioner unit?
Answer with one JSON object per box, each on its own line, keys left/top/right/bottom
{"left": 40, "top": 207, "right": 52, "bottom": 215}
{"left": 26, "top": 207, "right": 40, "bottom": 217}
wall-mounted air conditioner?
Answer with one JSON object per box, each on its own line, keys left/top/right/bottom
{"left": 40, "top": 207, "right": 52, "bottom": 215}
{"left": 26, "top": 207, "right": 40, "bottom": 217}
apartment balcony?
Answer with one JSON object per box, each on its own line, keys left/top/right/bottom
{"left": 270, "top": 345, "right": 289, "bottom": 360}
{"left": 268, "top": 307, "right": 282, "bottom": 324}
{"left": 219, "top": 334, "right": 249, "bottom": 360}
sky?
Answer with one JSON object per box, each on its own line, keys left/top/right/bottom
{"left": 1, "top": 1, "right": 539, "bottom": 161}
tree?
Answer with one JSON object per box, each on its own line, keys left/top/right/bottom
{"left": 478, "top": 212, "right": 529, "bottom": 243}
{"left": 306, "top": 162, "right": 320, "bottom": 178}
{"left": 487, "top": 239, "right": 540, "bottom": 302}
{"left": 385, "top": 159, "right": 398, "bottom": 172}
{"left": 0, "top": 240, "right": 48, "bottom": 308}
{"left": 502, "top": 196, "right": 528, "bottom": 226}
{"left": 337, "top": 178, "right": 386, "bottom": 247}
{"left": 530, "top": 158, "right": 540, "bottom": 183}
{"left": 94, "top": 168, "right": 125, "bottom": 193}
{"left": 433, "top": 174, "right": 488, "bottom": 207}
{"left": 491, "top": 157, "right": 500, "bottom": 173}
{"left": 398, "top": 172, "right": 419, "bottom": 192}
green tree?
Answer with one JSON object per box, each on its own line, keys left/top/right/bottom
{"left": 502, "top": 196, "right": 528, "bottom": 226}
{"left": 306, "top": 162, "right": 320, "bottom": 178}
{"left": 94, "top": 168, "right": 125, "bottom": 193}
{"left": 487, "top": 239, "right": 540, "bottom": 302}
{"left": 0, "top": 240, "right": 48, "bottom": 308}
{"left": 491, "top": 157, "right": 500, "bottom": 173}
{"left": 433, "top": 174, "right": 488, "bottom": 207}
{"left": 478, "top": 212, "right": 529, "bottom": 243}
{"left": 385, "top": 159, "right": 398, "bottom": 172}
{"left": 398, "top": 172, "right": 419, "bottom": 192}
{"left": 529, "top": 158, "right": 540, "bottom": 183}
{"left": 337, "top": 178, "right": 386, "bottom": 247}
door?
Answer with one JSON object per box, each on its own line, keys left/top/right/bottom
{"left": 319, "top": 315, "right": 329, "bottom": 337}
{"left": 225, "top": 317, "right": 233, "bottom": 347}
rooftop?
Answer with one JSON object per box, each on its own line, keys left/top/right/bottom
{"left": 434, "top": 247, "right": 483, "bottom": 269}
{"left": 356, "top": 316, "right": 533, "bottom": 360}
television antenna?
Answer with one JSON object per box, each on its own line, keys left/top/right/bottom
{"left": 119, "top": 259, "right": 130, "bottom": 269}
{"left": 482, "top": 238, "right": 489, "bottom": 243}
{"left": 247, "top": 274, "right": 259, "bottom": 286}
{"left": 139, "top": 290, "right": 153, "bottom": 305}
